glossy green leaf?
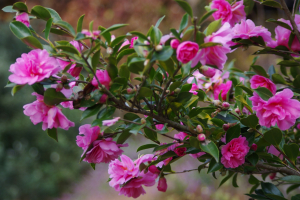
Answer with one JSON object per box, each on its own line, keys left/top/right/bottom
{"left": 207, "top": 158, "right": 223, "bottom": 173}
{"left": 278, "top": 60, "right": 300, "bottom": 67}
{"left": 199, "top": 141, "right": 219, "bottom": 162}
{"left": 263, "top": 128, "right": 282, "bottom": 146}
{"left": 81, "top": 104, "right": 102, "bottom": 120}
{"left": 119, "top": 64, "right": 130, "bottom": 80}
{"left": 54, "top": 20, "right": 76, "bottom": 36}
{"left": 77, "top": 15, "right": 85, "bottom": 33}
{"left": 152, "top": 46, "right": 174, "bottom": 61}
{"left": 254, "top": 87, "right": 273, "bottom": 101}
{"left": 117, "top": 130, "right": 131, "bottom": 144}
{"left": 21, "top": 36, "right": 43, "bottom": 49}
{"left": 100, "top": 24, "right": 128, "bottom": 35}
{"left": 2, "top": 6, "right": 16, "bottom": 13}
{"left": 47, "top": 128, "right": 58, "bottom": 142}
{"left": 46, "top": 8, "right": 62, "bottom": 22}
{"left": 13, "top": 2, "right": 28, "bottom": 12}
{"left": 137, "top": 144, "right": 159, "bottom": 152}
{"left": 198, "top": 9, "right": 217, "bottom": 25}
{"left": 226, "top": 124, "right": 240, "bottom": 142}
{"left": 9, "top": 21, "right": 32, "bottom": 39}
{"left": 43, "top": 88, "right": 68, "bottom": 106}
{"left": 56, "top": 45, "right": 80, "bottom": 55}
{"left": 266, "top": 18, "right": 291, "bottom": 30}
{"left": 247, "top": 153, "right": 259, "bottom": 166}
{"left": 261, "top": 0, "right": 282, "bottom": 9}
{"left": 107, "top": 64, "right": 118, "bottom": 80}
{"left": 261, "top": 182, "right": 284, "bottom": 197}
{"left": 138, "top": 87, "right": 152, "bottom": 97}
{"left": 175, "top": 0, "right": 193, "bottom": 18}
{"left": 158, "top": 58, "right": 175, "bottom": 77}
{"left": 45, "top": 18, "right": 53, "bottom": 40}
{"left": 155, "top": 15, "right": 165, "bottom": 28}
{"left": 179, "top": 13, "right": 189, "bottom": 32}
{"left": 91, "top": 50, "right": 100, "bottom": 70}
{"left": 205, "top": 19, "right": 222, "bottom": 36}
{"left": 11, "top": 85, "right": 25, "bottom": 96}
{"left": 251, "top": 65, "right": 268, "bottom": 78}
{"left": 130, "top": 31, "right": 149, "bottom": 41}
{"left": 283, "top": 143, "right": 299, "bottom": 164}
{"left": 241, "top": 114, "right": 258, "bottom": 128}
{"left": 293, "top": 75, "right": 300, "bottom": 88}
{"left": 279, "top": 175, "right": 300, "bottom": 184}
{"left": 232, "top": 173, "right": 239, "bottom": 187}
{"left": 272, "top": 74, "right": 287, "bottom": 84}
{"left": 150, "top": 26, "right": 162, "bottom": 45}
{"left": 31, "top": 5, "right": 51, "bottom": 21}
{"left": 219, "top": 171, "right": 234, "bottom": 187}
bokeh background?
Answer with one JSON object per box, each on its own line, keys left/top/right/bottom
{"left": 0, "top": 0, "right": 298, "bottom": 199}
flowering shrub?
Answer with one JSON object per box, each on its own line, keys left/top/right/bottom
{"left": 3, "top": 0, "right": 300, "bottom": 199}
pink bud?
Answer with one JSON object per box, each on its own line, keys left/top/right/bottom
{"left": 127, "top": 88, "right": 132, "bottom": 94}
{"left": 157, "top": 177, "right": 167, "bottom": 192}
{"left": 56, "top": 83, "right": 63, "bottom": 92}
{"left": 196, "top": 125, "right": 203, "bottom": 133}
{"left": 170, "top": 39, "right": 180, "bottom": 49}
{"left": 251, "top": 144, "right": 257, "bottom": 151}
{"left": 269, "top": 173, "right": 276, "bottom": 180}
{"left": 141, "top": 118, "right": 146, "bottom": 124}
{"left": 297, "top": 124, "right": 300, "bottom": 130}
{"left": 149, "top": 165, "right": 160, "bottom": 174}
{"left": 235, "top": 108, "right": 241, "bottom": 115}
{"left": 197, "top": 133, "right": 206, "bottom": 141}
{"left": 223, "top": 124, "right": 230, "bottom": 132}
{"left": 222, "top": 102, "right": 230, "bottom": 109}
{"left": 201, "top": 66, "right": 216, "bottom": 78}
{"left": 61, "top": 75, "right": 68, "bottom": 83}
{"left": 174, "top": 147, "right": 186, "bottom": 157}
{"left": 16, "top": 12, "right": 30, "bottom": 27}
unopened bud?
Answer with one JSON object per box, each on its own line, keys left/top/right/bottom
{"left": 211, "top": 111, "right": 218, "bottom": 118}
{"left": 222, "top": 102, "right": 230, "bottom": 110}
{"left": 106, "top": 47, "right": 113, "bottom": 54}
{"left": 197, "top": 133, "right": 206, "bottom": 141}
{"left": 170, "top": 39, "right": 180, "bottom": 49}
{"left": 144, "top": 40, "right": 150, "bottom": 45}
{"left": 144, "top": 59, "right": 150, "bottom": 66}
{"left": 56, "top": 83, "right": 64, "bottom": 92}
{"left": 212, "top": 100, "right": 222, "bottom": 107}
{"left": 143, "top": 50, "right": 149, "bottom": 57}
{"left": 61, "top": 75, "right": 68, "bottom": 83}
{"left": 223, "top": 124, "right": 230, "bottom": 132}
{"left": 155, "top": 45, "right": 163, "bottom": 51}
{"left": 166, "top": 90, "right": 170, "bottom": 94}
{"left": 127, "top": 88, "right": 133, "bottom": 94}
{"left": 235, "top": 108, "right": 241, "bottom": 115}
{"left": 174, "top": 88, "right": 181, "bottom": 93}
{"left": 141, "top": 118, "right": 146, "bottom": 124}
{"left": 251, "top": 144, "right": 257, "bottom": 151}
{"left": 196, "top": 125, "right": 203, "bottom": 133}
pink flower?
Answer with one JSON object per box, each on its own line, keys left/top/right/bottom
{"left": 251, "top": 144, "right": 257, "bottom": 151}
{"left": 230, "top": 0, "right": 246, "bottom": 26}
{"left": 99, "top": 93, "right": 108, "bottom": 103}
{"left": 57, "top": 59, "right": 82, "bottom": 77}
{"left": 213, "top": 81, "right": 232, "bottom": 100}
{"left": 187, "top": 70, "right": 205, "bottom": 89}
{"left": 103, "top": 117, "right": 120, "bottom": 126}
{"left": 16, "top": 12, "right": 30, "bottom": 27}
{"left": 211, "top": 0, "right": 232, "bottom": 25}
{"left": 189, "top": 83, "right": 199, "bottom": 95}
{"left": 23, "top": 93, "right": 74, "bottom": 131}
{"left": 9, "top": 49, "right": 61, "bottom": 85}
{"left": 155, "top": 124, "right": 164, "bottom": 130}
{"left": 269, "top": 173, "right": 276, "bottom": 180}
{"left": 119, "top": 40, "right": 130, "bottom": 50}
{"left": 171, "top": 39, "right": 180, "bottom": 49}
{"left": 176, "top": 41, "right": 199, "bottom": 64}
{"left": 232, "top": 19, "right": 274, "bottom": 46}
{"left": 249, "top": 89, "right": 300, "bottom": 130}
{"left": 221, "top": 136, "right": 250, "bottom": 168}
{"left": 157, "top": 177, "right": 167, "bottom": 192}
{"left": 108, "top": 154, "right": 158, "bottom": 198}
{"left": 91, "top": 70, "right": 111, "bottom": 89}
{"left": 130, "top": 37, "right": 138, "bottom": 48}
{"left": 82, "top": 29, "right": 101, "bottom": 40}
{"left": 84, "top": 138, "right": 126, "bottom": 163}
{"left": 174, "top": 147, "right": 186, "bottom": 156}
{"left": 297, "top": 124, "right": 300, "bottom": 130}
{"left": 250, "top": 75, "right": 276, "bottom": 94}
{"left": 76, "top": 124, "right": 100, "bottom": 151}
{"left": 267, "top": 145, "right": 283, "bottom": 159}
{"left": 192, "top": 23, "right": 233, "bottom": 69}
{"left": 201, "top": 66, "right": 217, "bottom": 78}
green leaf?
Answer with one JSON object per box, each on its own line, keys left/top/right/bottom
{"left": 2, "top": 6, "right": 16, "bottom": 13}
{"left": 31, "top": 5, "right": 51, "bottom": 21}
{"left": 56, "top": 45, "right": 80, "bottom": 55}
{"left": 81, "top": 104, "right": 102, "bottom": 120}
{"left": 50, "top": 28, "right": 73, "bottom": 37}
{"left": 287, "top": 184, "right": 300, "bottom": 194}
{"left": 11, "top": 85, "right": 25, "bottom": 96}
{"left": 152, "top": 46, "right": 174, "bottom": 62}
{"left": 170, "top": 28, "right": 182, "bottom": 40}
{"left": 261, "top": 182, "right": 284, "bottom": 197}
{"left": 155, "top": 15, "right": 165, "bottom": 28}
{"left": 292, "top": 195, "right": 300, "bottom": 200}
{"left": 219, "top": 171, "right": 234, "bottom": 187}
{"left": 175, "top": 0, "right": 193, "bottom": 18}
{"left": 199, "top": 141, "right": 219, "bottom": 162}
{"left": 91, "top": 50, "right": 100, "bottom": 70}
{"left": 261, "top": 0, "right": 282, "bottom": 9}
{"left": 21, "top": 36, "right": 43, "bottom": 49}
{"left": 44, "top": 88, "right": 68, "bottom": 106}
{"left": 210, "top": 118, "right": 225, "bottom": 127}
{"left": 198, "top": 9, "right": 217, "bottom": 25}
{"left": 283, "top": 143, "right": 299, "bottom": 164}
{"left": 293, "top": 75, "right": 300, "bottom": 88}
{"left": 244, "top": 0, "right": 255, "bottom": 15}
{"left": 138, "top": 87, "right": 152, "bottom": 97}
{"left": 179, "top": 13, "right": 189, "bottom": 33}
{"left": 279, "top": 176, "right": 300, "bottom": 184}
{"left": 80, "top": 90, "right": 103, "bottom": 107}
{"left": 226, "top": 124, "right": 240, "bottom": 142}
{"left": 77, "top": 15, "right": 85, "bottom": 33}
{"left": 153, "top": 143, "right": 174, "bottom": 152}
{"left": 247, "top": 153, "right": 259, "bottom": 166}
{"left": 207, "top": 158, "right": 223, "bottom": 173}
{"left": 278, "top": 60, "right": 300, "bottom": 67}
{"left": 263, "top": 128, "right": 282, "bottom": 146}
{"left": 199, "top": 42, "right": 221, "bottom": 48}
{"left": 254, "top": 87, "right": 273, "bottom": 101}
{"left": 13, "top": 2, "right": 28, "bottom": 12}
{"left": 117, "top": 49, "right": 135, "bottom": 62}
{"left": 90, "top": 163, "right": 96, "bottom": 170}
{"left": 251, "top": 65, "right": 268, "bottom": 78}
{"left": 9, "top": 21, "right": 32, "bottom": 39}
{"left": 130, "top": 31, "right": 149, "bottom": 41}
{"left": 107, "top": 64, "right": 118, "bottom": 80}
{"left": 117, "top": 130, "right": 131, "bottom": 144}
{"left": 205, "top": 19, "right": 222, "bottom": 36}
{"left": 234, "top": 95, "right": 253, "bottom": 113}
{"left": 31, "top": 83, "right": 44, "bottom": 95}
{"left": 54, "top": 20, "right": 76, "bottom": 36}
{"left": 144, "top": 128, "right": 158, "bottom": 142}
{"left": 232, "top": 173, "right": 239, "bottom": 187}
{"left": 137, "top": 144, "right": 158, "bottom": 152}
{"left": 46, "top": 8, "right": 62, "bottom": 23}
{"left": 119, "top": 64, "right": 130, "bottom": 80}
{"left": 266, "top": 18, "right": 291, "bottom": 30}
{"left": 241, "top": 114, "right": 258, "bottom": 128}
{"left": 272, "top": 74, "right": 287, "bottom": 84}
{"left": 124, "top": 113, "right": 140, "bottom": 121}
{"left": 111, "top": 35, "right": 127, "bottom": 47}
{"left": 159, "top": 58, "right": 175, "bottom": 77}
{"left": 47, "top": 128, "right": 58, "bottom": 142}
{"left": 100, "top": 24, "right": 128, "bottom": 35}
{"left": 129, "top": 124, "right": 145, "bottom": 135}
{"left": 249, "top": 174, "right": 260, "bottom": 185}
{"left": 45, "top": 18, "right": 53, "bottom": 40}
{"left": 150, "top": 26, "right": 162, "bottom": 45}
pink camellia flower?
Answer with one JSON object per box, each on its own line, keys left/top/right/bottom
{"left": 250, "top": 75, "right": 276, "bottom": 94}
{"left": 192, "top": 23, "right": 233, "bottom": 70}
{"left": 99, "top": 93, "right": 108, "bottom": 104}
{"left": 213, "top": 81, "right": 232, "bottom": 101}
{"left": 230, "top": 0, "right": 246, "bottom": 26}
{"left": 130, "top": 37, "right": 138, "bottom": 48}
{"left": 108, "top": 154, "right": 158, "bottom": 198}
{"left": 189, "top": 83, "right": 199, "bottom": 95}
{"left": 23, "top": 93, "right": 75, "bottom": 131}
{"left": 250, "top": 89, "right": 300, "bottom": 130}
{"left": 16, "top": 12, "right": 30, "bottom": 27}
{"left": 297, "top": 124, "right": 300, "bottom": 130}
{"left": 82, "top": 29, "right": 101, "bottom": 40}
{"left": 251, "top": 144, "right": 257, "bottom": 151}
{"left": 76, "top": 124, "right": 100, "bottom": 151}
{"left": 84, "top": 138, "right": 126, "bottom": 163}
{"left": 9, "top": 49, "right": 61, "bottom": 85}
{"left": 155, "top": 124, "right": 164, "bottom": 130}
{"left": 176, "top": 41, "right": 199, "bottom": 64}
{"left": 171, "top": 39, "right": 180, "bottom": 49}
{"left": 119, "top": 40, "right": 130, "bottom": 50}
{"left": 187, "top": 70, "right": 205, "bottom": 90}
{"left": 221, "top": 136, "right": 250, "bottom": 168}
{"left": 157, "top": 177, "right": 167, "bottom": 192}
{"left": 267, "top": 145, "right": 283, "bottom": 159}
{"left": 232, "top": 19, "right": 274, "bottom": 47}
{"left": 103, "top": 117, "right": 120, "bottom": 126}
{"left": 201, "top": 66, "right": 217, "bottom": 78}
{"left": 91, "top": 70, "right": 111, "bottom": 89}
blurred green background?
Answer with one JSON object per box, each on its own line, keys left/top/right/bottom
{"left": 0, "top": 0, "right": 298, "bottom": 200}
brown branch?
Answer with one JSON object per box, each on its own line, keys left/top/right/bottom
{"left": 256, "top": 162, "right": 300, "bottom": 176}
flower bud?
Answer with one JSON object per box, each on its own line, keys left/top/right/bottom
{"left": 166, "top": 90, "right": 170, "bottom": 94}
{"left": 157, "top": 177, "right": 167, "bottom": 192}
{"left": 269, "top": 173, "right": 276, "bottom": 180}
{"left": 127, "top": 88, "right": 132, "bottom": 94}
{"left": 223, "top": 124, "right": 230, "bottom": 132}
{"left": 235, "top": 108, "right": 241, "bottom": 115}
{"left": 149, "top": 165, "right": 160, "bottom": 174}
{"left": 170, "top": 39, "right": 180, "bottom": 49}
{"left": 56, "top": 83, "right": 64, "bottom": 92}
{"left": 155, "top": 45, "right": 163, "bottom": 51}
{"left": 251, "top": 144, "right": 257, "bottom": 151}
{"left": 106, "top": 47, "right": 113, "bottom": 54}
{"left": 297, "top": 124, "right": 300, "bottom": 130}
{"left": 143, "top": 50, "right": 149, "bottom": 57}
{"left": 141, "top": 118, "right": 146, "bottom": 124}
{"left": 212, "top": 100, "right": 222, "bottom": 107}
{"left": 222, "top": 102, "right": 230, "bottom": 110}
{"left": 197, "top": 133, "right": 206, "bottom": 141}
{"left": 196, "top": 125, "right": 203, "bottom": 133}
{"left": 61, "top": 75, "right": 68, "bottom": 83}
{"left": 174, "top": 88, "right": 181, "bottom": 93}
{"left": 144, "top": 59, "right": 150, "bottom": 66}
